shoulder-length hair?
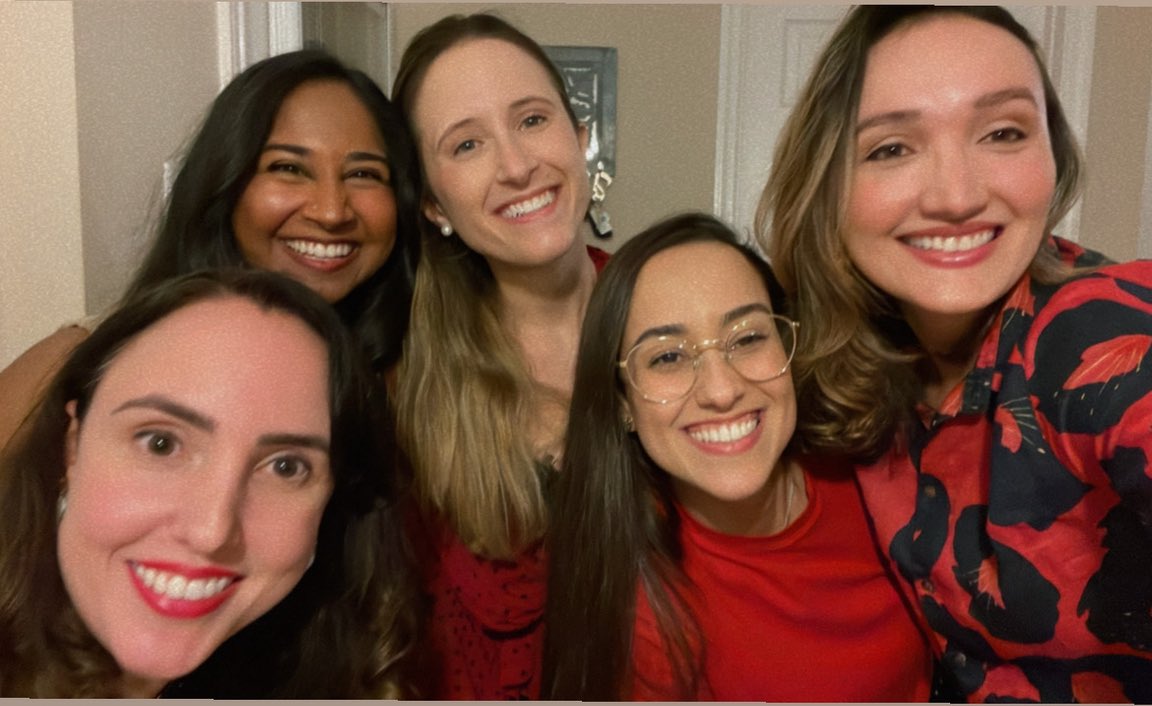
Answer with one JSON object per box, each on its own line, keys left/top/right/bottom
{"left": 391, "top": 13, "right": 580, "bottom": 559}
{"left": 755, "top": 5, "right": 1083, "bottom": 461}
{"left": 0, "top": 269, "right": 418, "bottom": 697}
{"left": 124, "top": 49, "right": 421, "bottom": 371}
{"left": 542, "top": 212, "right": 790, "bottom": 699}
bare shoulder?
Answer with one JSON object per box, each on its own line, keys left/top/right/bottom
{"left": 0, "top": 325, "right": 91, "bottom": 450}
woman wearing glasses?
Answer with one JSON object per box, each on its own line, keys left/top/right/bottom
{"left": 541, "top": 213, "right": 932, "bottom": 700}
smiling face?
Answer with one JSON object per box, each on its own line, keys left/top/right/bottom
{"left": 622, "top": 242, "right": 797, "bottom": 531}
{"left": 844, "top": 13, "right": 1056, "bottom": 338}
{"left": 56, "top": 296, "right": 333, "bottom": 695}
{"left": 411, "top": 38, "right": 590, "bottom": 271}
{"left": 232, "top": 79, "right": 397, "bottom": 304}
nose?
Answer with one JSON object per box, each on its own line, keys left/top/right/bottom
{"left": 691, "top": 348, "right": 744, "bottom": 410}
{"left": 919, "top": 143, "right": 988, "bottom": 221}
{"left": 176, "top": 466, "right": 245, "bottom": 557}
{"left": 302, "top": 177, "right": 354, "bottom": 229}
{"left": 495, "top": 135, "right": 538, "bottom": 185}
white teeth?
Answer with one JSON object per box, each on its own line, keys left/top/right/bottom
{"left": 501, "top": 190, "right": 555, "bottom": 218}
{"left": 689, "top": 416, "right": 758, "bottom": 444}
{"left": 134, "top": 564, "right": 234, "bottom": 601}
{"left": 906, "top": 229, "right": 995, "bottom": 253}
{"left": 284, "top": 239, "right": 355, "bottom": 259}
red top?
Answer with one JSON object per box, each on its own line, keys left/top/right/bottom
{"left": 417, "top": 245, "right": 610, "bottom": 699}
{"left": 629, "top": 457, "right": 934, "bottom": 701}
{"left": 857, "top": 238, "right": 1152, "bottom": 702}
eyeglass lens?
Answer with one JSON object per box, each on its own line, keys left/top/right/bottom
{"left": 626, "top": 313, "right": 796, "bottom": 403}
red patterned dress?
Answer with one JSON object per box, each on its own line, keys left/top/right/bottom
{"left": 857, "top": 238, "right": 1152, "bottom": 702}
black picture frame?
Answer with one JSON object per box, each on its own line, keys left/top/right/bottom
{"left": 543, "top": 45, "right": 618, "bottom": 179}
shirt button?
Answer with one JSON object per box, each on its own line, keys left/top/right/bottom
{"left": 951, "top": 652, "right": 968, "bottom": 668}
{"left": 924, "top": 485, "right": 937, "bottom": 499}
{"left": 920, "top": 578, "right": 935, "bottom": 594}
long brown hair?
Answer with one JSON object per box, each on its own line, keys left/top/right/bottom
{"left": 0, "top": 270, "right": 418, "bottom": 697}
{"left": 542, "top": 213, "right": 791, "bottom": 699}
{"left": 391, "top": 13, "right": 581, "bottom": 558}
{"left": 756, "top": 5, "right": 1084, "bottom": 461}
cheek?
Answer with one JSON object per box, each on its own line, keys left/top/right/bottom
{"left": 845, "top": 170, "right": 910, "bottom": 243}
{"left": 243, "top": 491, "right": 329, "bottom": 571}
{"left": 629, "top": 399, "right": 683, "bottom": 463}
{"left": 1007, "top": 152, "right": 1058, "bottom": 221}
{"left": 232, "top": 181, "right": 294, "bottom": 247}
{"left": 58, "top": 460, "right": 151, "bottom": 572}
{"left": 351, "top": 189, "right": 398, "bottom": 243}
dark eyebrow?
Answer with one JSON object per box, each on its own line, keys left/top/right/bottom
{"left": 113, "top": 396, "right": 329, "bottom": 452}
{"left": 856, "top": 87, "right": 1039, "bottom": 135}
{"left": 631, "top": 323, "right": 687, "bottom": 348}
{"left": 347, "top": 151, "right": 389, "bottom": 165}
{"left": 257, "top": 433, "right": 330, "bottom": 454}
{"left": 113, "top": 395, "right": 214, "bottom": 431}
{"left": 263, "top": 144, "right": 388, "bottom": 165}
{"left": 722, "top": 302, "right": 773, "bottom": 326}
{"left": 262, "top": 143, "right": 308, "bottom": 157}
{"left": 629, "top": 303, "right": 774, "bottom": 348}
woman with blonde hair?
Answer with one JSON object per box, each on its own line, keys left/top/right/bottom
{"left": 390, "top": 12, "right": 608, "bottom": 699}
{"left": 760, "top": 5, "right": 1152, "bottom": 700}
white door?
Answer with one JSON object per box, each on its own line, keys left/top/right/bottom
{"left": 714, "top": 5, "right": 1097, "bottom": 245}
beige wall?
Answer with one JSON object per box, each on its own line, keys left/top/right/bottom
{"left": 389, "top": 3, "right": 721, "bottom": 251}
{"left": 1081, "top": 7, "right": 1152, "bottom": 261}
{"left": 73, "top": 1, "right": 219, "bottom": 315}
{"left": 3, "top": 3, "right": 1152, "bottom": 371}
{"left": 0, "top": 3, "right": 85, "bottom": 369}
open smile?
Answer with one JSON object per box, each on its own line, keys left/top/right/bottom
{"left": 688, "top": 413, "right": 759, "bottom": 444}
{"left": 128, "top": 560, "right": 241, "bottom": 619}
{"left": 499, "top": 189, "right": 556, "bottom": 219}
{"left": 282, "top": 238, "right": 358, "bottom": 261}
{"left": 901, "top": 227, "right": 998, "bottom": 253}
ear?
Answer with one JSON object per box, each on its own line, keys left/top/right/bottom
{"left": 422, "top": 197, "right": 448, "bottom": 231}
{"left": 64, "top": 400, "right": 80, "bottom": 469}
{"left": 619, "top": 396, "right": 636, "bottom": 433}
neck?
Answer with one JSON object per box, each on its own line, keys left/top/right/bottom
{"left": 493, "top": 243, "right": 597, "bottom": 391}
{"left": 120, "top": 672, "right": 165, "bottom": 699}
{"left": 676, "top": 456, "right": 807, "bottom": 537}
{"left": 487, "top": 241, "right": 597, "bottom": 463}
{"left": 903, "top": 304, "right": 998, "bottom": 409}
{"left": 491, "top": 241, "right": 595, "bottom": 324}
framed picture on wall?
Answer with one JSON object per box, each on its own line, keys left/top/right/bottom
{"left": 543, "top": 45, "right": 618, "bottom": 179}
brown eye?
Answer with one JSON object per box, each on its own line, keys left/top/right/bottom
{"left": 137, "top": 431, "right": 178, "bottom": 457}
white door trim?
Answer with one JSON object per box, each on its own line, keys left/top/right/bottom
{"left": 215, "top": 1, "right": 303, "bottom": 90}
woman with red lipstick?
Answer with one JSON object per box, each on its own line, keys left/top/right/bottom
{"left": 0, "top": 269, "right": 416, "bottom": 697}
{"left": 542, "top": 213, "right": 932, "bottom": 700}
{"left": 389, "top": 14, "right": 609, "bottom": 699}
{"left": 0, "top": 48, "right": 420, "bottom": 449}
{"left": 759, "top": 6, "right": 1152, "bottom": 701}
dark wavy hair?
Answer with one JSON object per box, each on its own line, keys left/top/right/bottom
{"left": 0, "top": 269, "right": 418, "bottom": 697}
{"left": 123, "top": 49, "right": 421, "bottom": 370}
{"left": 542, "top": 213, "right": 790, "bottom": 699}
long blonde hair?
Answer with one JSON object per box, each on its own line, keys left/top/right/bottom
{"left": 391, "top": 13, "right": 581, "bottom": 559}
